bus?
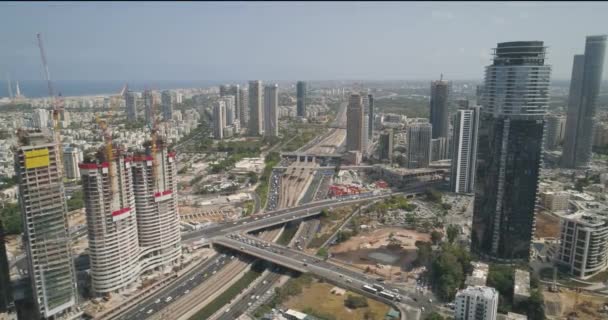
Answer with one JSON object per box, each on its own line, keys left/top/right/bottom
{"left": 362, "top": 285, "right": 378, "bottom": 294}
{"left": 379, "top": 291, "right": 396, "bottom": 300}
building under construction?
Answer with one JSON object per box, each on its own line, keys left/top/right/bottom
{"left": 131, "top": 138, "right": 181, "bottom": 272}
{"left": 14, "top": 130, "right": 78, "bottom": 318}
{"left": 79, "top": 146, "right": 141, "bottom": 295}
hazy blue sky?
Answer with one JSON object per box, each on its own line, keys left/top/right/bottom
{"left": 1, "top": 1, "right": 607, "bottom": 81}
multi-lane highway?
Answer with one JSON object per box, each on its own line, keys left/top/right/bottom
{"left": 215, "top": 235, "right": 431, "bottom": 320}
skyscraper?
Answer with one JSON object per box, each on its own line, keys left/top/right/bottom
{"left": 450, "top": 106, "right": 480, "bottom": 193}
{"left": 14, "top": 131, "right": 77, "bottom": 318}
{"left": 472, "top": 41, "right": 551, "bottom": 262}
{"left": 223, "top": 96, "right": 236, "bottom": 126}
{"left": 264, "top": 84, "right": 279, "bottom": 137}
{"left": 248, "top": 81, "right": 263, "bottom": 136}
{"left": 239, "top": 88, "right": 248, "bottom": 126}
{"left": 545, "top": 114, "right": 567, "bottom": 150}
{"left": 143, "top": 90, "right": 154, "bottom": 125}
{"left": 406, "top": 123, "right": 432, "bottom": 169}
{"left": 213, "top": 100, "right": 225, "bottom": 140}
{"left": 378, "top": 129, "right": 393, "bottom": 163}
{"left": 0, "top": 223, "right": 13, "bottom": 313}
{"left": 219, "top": 84, "right": 230, "bottom": 97}
{"left": 63, "top": 147, "right": 81, "bottom": 180}
{"left": 430, "top": 78, "right": 450, "bottom": 139}
{"left": 161, "top": 90, "right": 174, "bottom": 121}
{"left": 346, "top": 94, "right": 364, "bottom": 153}
{"left": 220, "top": 85, "right": 241, "bottom": 123}
{"left": 32, "top": 109, "right": 49, "bottom": 129}
{"left": 368, "top": 94, "right": 374, "bottom": 140}
{"left": 561, "top": 35, "right": 607, "bottom": 168}
{"left": 296, "top": 81, "right": 307, "bottom": 117}
{"left": 131, "top": 140, "right": 181, "bottom": 271}
{"left": 125, "top": 91, "right": 137, "bottom": 122}
{"left": 79, "top": 147, "right": 141, "bottom": 294}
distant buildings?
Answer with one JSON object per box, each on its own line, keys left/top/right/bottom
{"left": 450, "top": 106, "right": 480, "bottom": 193}
{"left": 368, "top": 94, "right": 375, "bottom": 141}
{"left": 63, "top": 147, "right": 82, "bottom": 180}
{"left": 125, "top": 91, "right": 137, "bottom": 122}
{"left": 264, "top": 84, "right": 279, "bottom": 137}
{"left": 14, "top": 131, "right": 78, "bottom": 318}
{"left": 248, "top": 81, "right": 263, "bottom": 136}
{"left": 454, "top": 286, "right": 498, "bottom": 320}
{"left": 545, "top": 114, "right": 566, "bottom": 150}
{"left": 378, "top": 129, "right": 393, "bottom": 163}
{"left": 161, "top": 90, "right": 174, "bottom": 121}
{"left": 32, "top": 108, "right": 49, "bottom": 129}
{"left": 239, "top": 88, "right": 248, "bottom": 126}
{"left": 557, "top": 212, "right": 608, "bottom": 279}
{"left": 562, "top": 35, "right": 607, "bottom": 168}
{"left": 540, "top": 191, "right": 570, "bottom": 212}
{"left": 430, "top": 137, "right": 448, "bottom": 162}
{"left": 213, "top": 100, "right": 226, "bottom": 140}
{"left": 472, "top": 41, "right": 550, "bottom": 262}
{"left": 346, "top": 94, "right": 364, "bottom": 153}
{"left": 220, "top": 84, "right": 242, "bottom": 124}
{"left": 0, "top": 224, "right": 12, "bottom": 314}
{"left": 296, "top": 81, "right": 307, "bottom": 118}
{"left": 430, "top": 78, "right": 450, "bottom": 140}
{"left": 143, "top": 89, "right": 154, "bottom": 125}
{"left": 406, "top": 123, "right": 432, "bottom": 169}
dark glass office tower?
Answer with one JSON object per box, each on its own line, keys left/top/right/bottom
{"left": 561, "top": 35, "right": 607, "bottom": 168}
{"left": 430, "top": 78, "right": 450, "bottom": 139}
{"left": 296, "top": 81, "right": 307, "bottom": 117}
{"left": 472, "top": 41, "right": 551, "bottom": 262}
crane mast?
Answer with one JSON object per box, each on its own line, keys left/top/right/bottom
{"left": 37, "top": 32, "right": 64, "bottom": 174}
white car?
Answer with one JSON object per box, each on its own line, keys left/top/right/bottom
{"left": 147, "top": 309, "right": 154, "bottom": 314}
{"left": 165, "top": 296, "right": 172, "bottom": 302}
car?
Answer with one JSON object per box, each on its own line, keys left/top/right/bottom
{"left": 147, "top": 309, "right": 154, "bottom": 314}
{"left": 165, "top": 296, "right": 172, "bottom": 302}
{"left": 212, "top": 270, "right": 217, "bottom": 274}
{"left": 155, "top": 298, "right": 161, "bottom": 304}
{"left": 184, "top": 290, "right": 190, "bottom": 294}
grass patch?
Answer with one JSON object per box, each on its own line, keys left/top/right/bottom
{"left": 284, "top": 280, "right": 391, "bottom": 320}
{"left": 307, "top": 206, "right": 356, "bottom": 249}
{"left": 189, "top": 261, "right": 265, "bottom": 320}
{"left": 276, "top": 221, "right": 300, "bottom": 246}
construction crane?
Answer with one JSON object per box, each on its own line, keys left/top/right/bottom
{"left": 37, "top": 32, "right": 65, "bottom": 173}
{"left": 94, "top": 87, "right": 123, "bottom": 194}
{"left": 149, "top": 89, "right": 160, "bottom": 186}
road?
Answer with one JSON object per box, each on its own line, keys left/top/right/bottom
{"left": 216, "top": 235, "right": 431, "bottom": 320}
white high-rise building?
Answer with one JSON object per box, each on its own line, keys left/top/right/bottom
{"left": 557, "top": 212, "right": 608, "bottom": 279}
{"left": 222, "top": 96, "right": 236, "bottom": 126}
{"left": 213, "top": 101, "right": 226, "bottom": 140}
{"left": 450, "top": 106, "right": 480, "bottom": 193}
{"left": 263, "top": 84, "right": 278, "bottom": 137}
{"left": 131, "top": 143, "right": 181, "bottom": 272}
{"left": 63, "top": 147, "right": 81, "bottom": 180}
{"left": 14, "top": 131, "right": 77, "bottom": 318}
{"left": 32, "top": 109, "right": 49, "bottom": 129}
{"left": 454, "top": 286, "right": 499, "bottom": 320}
{"left": 79, "top": 150, "right": 141, "bottom": 294}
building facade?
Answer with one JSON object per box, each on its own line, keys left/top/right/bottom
{"left": 296, "top": 81, "right": 307, "bottom": 117}
{"left": 213, "top": 101, "right": 225, "bottom": 140}
{"left": 143, "top": 90, "right": 154, "bottom": 126}
{"left": 14, "top": 132, "right": 77, "bottom": 318}
{"left": 161, "top": 90, "right": 174, "bottom": 122}
{"left": 248, "top": 81, "right": 263, "bottom": 136}
{"left": 450, "top": 107, "right": 480, "bottom": 193}
{"left": 562, "top": 35, "right": 607, "bottom": 168}
{"left": 378, "top": 129, "right": 393, "bottom": 163}
{"left": 472, "top": 41, "right": 551, "bottom": 262}
{"left": 63, "top": 147, "right": 81, "bottom": 180}
{"left": 346, "top": 94, "right": 364, "bottom": 153}
{"left": 264, "top": 84, "right": 279, "bottom": 137}
{"left": 557, "top": 212, "right": 608, "bottom": 279}
{"left": 406, "top": 123, "right": 432, "bottom": 169}
{"left": 545, "top": 114, "right": 566, "bottom": 150}
{"left": 368, "top": 94, "right": 374, "bottom": 141}
{"left": 125, "top": 91, "right": 137, "bottom": 122}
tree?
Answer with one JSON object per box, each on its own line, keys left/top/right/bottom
{"left": 425, "top": 188, "right": 443, "bottom": 203}
{"left": 344, "top": 295, "right": 368, "bottom": 309}
{"left": 525, "top": 289, "right": 545, "bottom": 320}
{"left": 414, "top": 241, "right": 433, "bottom": 267}
{"left": 446, "top": 225, "right": 460, "bottom": 243}
{"left": 316, "top": 247, "right": 329, "bottom": 259}
{"left": 67, "top": 190, "right": 85, "bottom": 211}
{"left": 0, "top": 203, "right": 22, "bottom": 235}
{"left": 431, "top": 230, "right": 443, "bottom": 245}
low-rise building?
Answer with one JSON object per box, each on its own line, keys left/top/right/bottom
{"left": 513, "top": 269, "right": 530, "bottom": 303}
{"left": 465, "top": 262, "right": 489, "bottom": 287}
{"left": 540, "top": 191, "right": 570, "bottom": 212}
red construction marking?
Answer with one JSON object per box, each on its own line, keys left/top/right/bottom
{"left": 78, "top": 163, "right": 98, "bottom": 169}
{"left": 168, "top": 152, "right": 176, "bottom": 158}
{"left": 133, "top": 155, "right": 154, "bottom": 162}
{"left": 111, "top": 207, "right": 130, "bottom": 216}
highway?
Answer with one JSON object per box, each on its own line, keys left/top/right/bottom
{"left": 215, "top": 235, "right": 431, "bottom": 320}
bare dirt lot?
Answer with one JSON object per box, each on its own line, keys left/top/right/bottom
{"left": 535, "top": 211, "right": 561, "bottom": 238}
{"left": 329, "top": 227, "right": 430, "bottom": 278}
{"left": 544, "top": 289, "right": 608, "bottom": 320}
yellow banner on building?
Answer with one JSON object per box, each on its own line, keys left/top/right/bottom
{"left": 25, "top": 148, "right": 50, "bottom": 169}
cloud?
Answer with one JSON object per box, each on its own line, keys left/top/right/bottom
{"left": 431, "top": 10, "right": 455, "bottom": 20}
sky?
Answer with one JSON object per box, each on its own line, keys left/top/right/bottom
{"left": 1, "top": 1, "right": 607, "bottom": 82}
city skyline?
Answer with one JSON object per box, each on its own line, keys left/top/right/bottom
{"left": 1, "top": 2, "right": 608, "bottom": 81}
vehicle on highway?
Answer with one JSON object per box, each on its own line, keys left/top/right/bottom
{"left": 379, "top": 291, "right": 396, "bottom": 300}
{"left": 165, "top": 297, "right": 172, "bottom": 302}
{"left": 372, "top": 284, "right": 385, "bottom": 291}
{"left": 362, "top": 285, "right": 378, "bottom": 294}
{"left": 147, "top": 309, "right": 154, "bottom": 314}
{"left": 155, "top": 298, "right": 161, "bottom": 304}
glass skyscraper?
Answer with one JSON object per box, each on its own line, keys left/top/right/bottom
{"left": 472, "top": 41, "right": 551, "bottom": 262}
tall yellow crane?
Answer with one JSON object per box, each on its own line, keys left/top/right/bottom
{"left": 94, "top": 87, "right": 124, "bottom": 194}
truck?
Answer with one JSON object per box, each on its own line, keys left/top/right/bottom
{"left": 372, "top": 284, "right": 385, "bottom": 292}
{"left": 379, "top": 291, "right": 396, "bottom": 300}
